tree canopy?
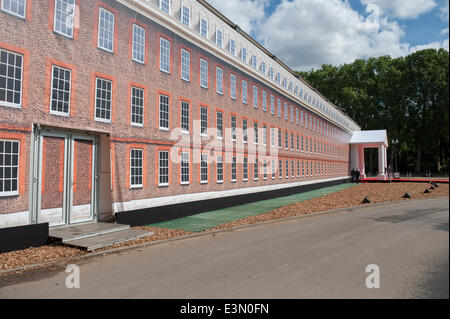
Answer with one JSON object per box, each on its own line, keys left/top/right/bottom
{"left": 298, "top": 49, "right": 449, "bottom": 175}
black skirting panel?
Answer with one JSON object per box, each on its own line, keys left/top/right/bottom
{"left": 0, "top": 223, "right": 49, "bottom": 253}
{"left": 116, "top": 179, "right": 350, "bottom": 226}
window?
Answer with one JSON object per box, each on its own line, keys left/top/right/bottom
{"left": 276, "top": 72, "right": 280, "bottom": 85}
{"left": 285, "top": 160, "right": 289, "bottom": 178}
{"left": 279, "top": 159, "right": 283, "bottom": 178}
{"left": 231, "top": 156, "right": 237, "bottom": 182}
{"left": 292, "top": 161, "right": 294, "bottom": 178}
{"left": 231, "top": 115, "right": 236, "bottom": 141}
{"left": 216, "top": 67, "right": 223, "bottom": 94}
{"left": 159, "top": 37, "right": 170, "bottom": 73}
{"left": 270, "top": 95, "right": 275, "bottom": 115}
{"left": 302, "top": 162, "right": 305, "bottom": 177}
{"left": 290, "top": 105, "right": 294, "bottom": 122}
{"left": 201, "top": 153, "right": 208, "bottom": 183}
{"left": 243, "top": 119, "right": 248, "bottom": 143}
{"left": 284, "top": 102, "right": 288, "bottom": 120}
{"left": 271, "top": 127, "right": 275, "bottom": 147}
{"left": 95, "top": 77, "right": 112, "bottom": 122}
{"left": 200, "top": 16, "right": 208, "bottom": 38}
{"left": 216, "top": 111, "right": 223, "bottom": 139}
{"left": 180, "top": 100, "right": 189, "bottom": 133}
{"left": 130, "top": 149, "right": 143, "bottom": 188}
{"left": 261, "top": 61, "right": 266, "bottom": 75}
{"left": 131, "top": 87, "right": 144, "bottom": 126}
{"left": 278, "top": 129, "right": 281, "bottom": 149}
{"left": 253, "top": 122, "right": 258, "bottom": 145}
{"left": 277, "top": 98, "right": 281, "bottom": 118}
{"left": 200, "top": 106, "right": 208, "bottom": 136}
{"left": 181, "top": 4, "right": 190, "bottom": 27}
{"left": 263, "top": 159, "right": 267, "bottom": 180}
{"left": 242, "top": 80, "right": 248, "bottom": 104}
{"left": 241, "top": 47, "right": 247, "bottom": 63}
{"left": 253, "top": 158, "right": 259, "bottom": 181}
{"left": 262, "top": 91, "right": 267, "bottom": 112}
{"left": 285, "top": 131, "right": 288, "bottom": 150}
{"left": 216, "top": 28, "right": 223, "bottom": 48}
{"left": 272, "top": 159, "right": 276, "bottom": 179}
{"left": 0, "top": 49, "right": 23, "bottom": 108}
{"left": 1, "top": 0, "right": 26, "bottom": 18}
{"left": 132, "top": 24, "right": 145, "bottom": 63}
{"left": 251, "top": 55, "right": 257, "bottom": 69}
{"left": 200, "top": 59, "right": 208, "bottom": 88}
{"left": 305, "top": 113, "right": 308, "bottom": 129}
{"left": 181, "top": 49, "right": 190, "bottom": 81}
{"left": 296, "top": 108, "right": 299, "bottom": 125}
{"left": 301, "top": 111, "right": 304, "bottom": 126}
{"left": 0, "top": 140, "right": 19, "bottom": 196}
{"left": 253, "top": 86, "right": 258, "bottom": 108}
{"left": 230, "top": 74, "right": 236, "bottom": 99}
{"left": 54, "top": 0, "right": 75, "bottom": 38}
{"left": 180, "top": 152, "right": 189, "bottom": 184}
{"left": 160, "top": 0, "right": 170, "bottom": 14}
{"left": 50, "top": 65, "right": 71, "bottom": 116}
{"left": 158, "top": 150, "right": 169, "bottom": 186}
{"left": 243, "top": 157, "right": 248, "bottom": 181}
{"left": 262, "top": 124, "right": 267, "bottom": 146}
{"left": 230, "top": 37, "right": 236, "bottom": 55}
{"left": 216, "top": 155, "right": 223, "bottom": 183}
{"left": 297, "top": 161, "right": 300, "bottom": 177}
{"left": 269, "top": 66, "right": 274, "bottom": 80}
{"left": 301, "top": 136, "right": 304, "bottom": 152}
{"left": 159, "top": 94, "right": 169, "bottom": 130}
{"left": 97, "top": 7, "right": 115, "bottom": 52}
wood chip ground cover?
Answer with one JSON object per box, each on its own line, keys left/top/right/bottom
{"left": 0, "top": 182, "right": 448, "bottom": 274}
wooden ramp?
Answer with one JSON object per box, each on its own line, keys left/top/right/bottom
{"left": 49, "top": 223, "right": 153, "bottom": 251}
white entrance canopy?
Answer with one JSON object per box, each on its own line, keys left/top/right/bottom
{"left": 350, "top": 130, "right": 389, "bottom": 180}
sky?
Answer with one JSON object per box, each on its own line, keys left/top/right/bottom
{"left": 205, "top": 0, "right": 449, "bottom": 71}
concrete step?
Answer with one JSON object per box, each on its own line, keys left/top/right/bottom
{"left": 49, "top": 222, "right": 130, "bottom": 242}
{"left": 63, "top": 228, "right": 154, "bottom": 251}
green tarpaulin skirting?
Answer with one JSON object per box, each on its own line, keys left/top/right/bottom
{"left": 149, "top": 184, "right": 355, "bottom": 232}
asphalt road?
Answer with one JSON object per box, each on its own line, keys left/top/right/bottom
{"left": 0, "top": 197, "right": 448, "bottom": 298}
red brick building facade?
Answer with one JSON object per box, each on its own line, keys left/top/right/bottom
{"left": 0, "top": 0, "right": 357, "bottom": 228}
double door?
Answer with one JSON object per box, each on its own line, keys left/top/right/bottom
{"left": 32, "top": 131, "right": 98, "bottom": 227}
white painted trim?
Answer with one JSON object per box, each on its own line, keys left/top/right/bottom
{"left": 0, "top": 210, "right": 29, "bottom": 229}
{"left": 112, "top": 176, "right": 350, "bottom": 213}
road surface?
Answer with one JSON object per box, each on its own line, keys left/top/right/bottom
{"left": 0, "top": 197, "right": 448, "bottom": 298}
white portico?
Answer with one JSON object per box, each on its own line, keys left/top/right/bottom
{"left": 350, "top": 130, "right": 389, "bottom": 180}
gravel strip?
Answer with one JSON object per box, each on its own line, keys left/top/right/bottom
{"left": 0, "top": 182, "right": 447, "bottom": 275}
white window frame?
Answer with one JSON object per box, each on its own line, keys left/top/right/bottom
{"left": 0, "top": 139, "right": 20, "bottom": 197}
{"left": 230, "top": 74, "right": 236, "bottom": 99}
{"left": 201, "top": 153, "right": 208, "bottom": 184}
{"left": 159, "top": 0, "right": 171, "bottom": 14}
{"left": 200, "top": 106, "right": 208, "bottom": 137}
{"left": 200, "top": 58, "right": 208, "bottom": 89}
{"left": 130, "top": 86, "right": 144, "bottom": 126}
{"left": 132, "top": 24, "right": 146, "bottom": 64}
{"left": 0, "top": 49, "right": 23, "bottom": 108}
{"left": 94, "top": 77, "right": 112, "bottom": 123}
{"left": 53, "top": 0, "right": 75, "bottom": 38}
{"left": 216, "top": 67, "right": 223, "bottom": 94}
{"left": 216, "top": 155, "right": 223, "bottom": 183}
{"left": 97, "top": 7, "right": 115, "bottom": 53}
{"left": 1, "top": 0, "right": 26, "bottom": 19}
{"left": 180, "top": 151, "right": 190, "bottom": 185}
{"left": 216, "top": 111, "right": 223, "bottom": 140}
{"left": 159, "top": 37, "right": 171, "bottom": 74}
{"left": 262, "top": 90, "right": 267, "bottom": 112}
{"left": 242, "top": 80, "right": 248, "bottom": 104}
{"left": 200, "top": 16, "right": 208, "bottom": 38}
{"left": 216, "top": 27, "right": 223, "bottom": 48}
{"left": 181, "top": 3, "right": 190, "bottom": 27}
{"left": 181, "top": 49, "right": 190, "bottom": 81}
{"left": 231, "top": 156, "right": 237, "bottom": 182}
{"left": 253, "top": 86, "right": 258, "bottom": 108}
{"left": 159, "top": 94, "right": 170, "bottom": 131}
{"left": 130, "top": 148, "right": 143, "bottom": 189}
{"left": 49, "top": 65, "right": 71, "bottom": 116}
{"left": 180, "top": 100, "right": 190, "bottom": 133}
{"left": 158, "top": 151, "right": 169, "bottom": 186}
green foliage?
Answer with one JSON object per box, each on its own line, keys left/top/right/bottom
{"left": 300, "top": 49, "right": 449, "bottom": 175}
